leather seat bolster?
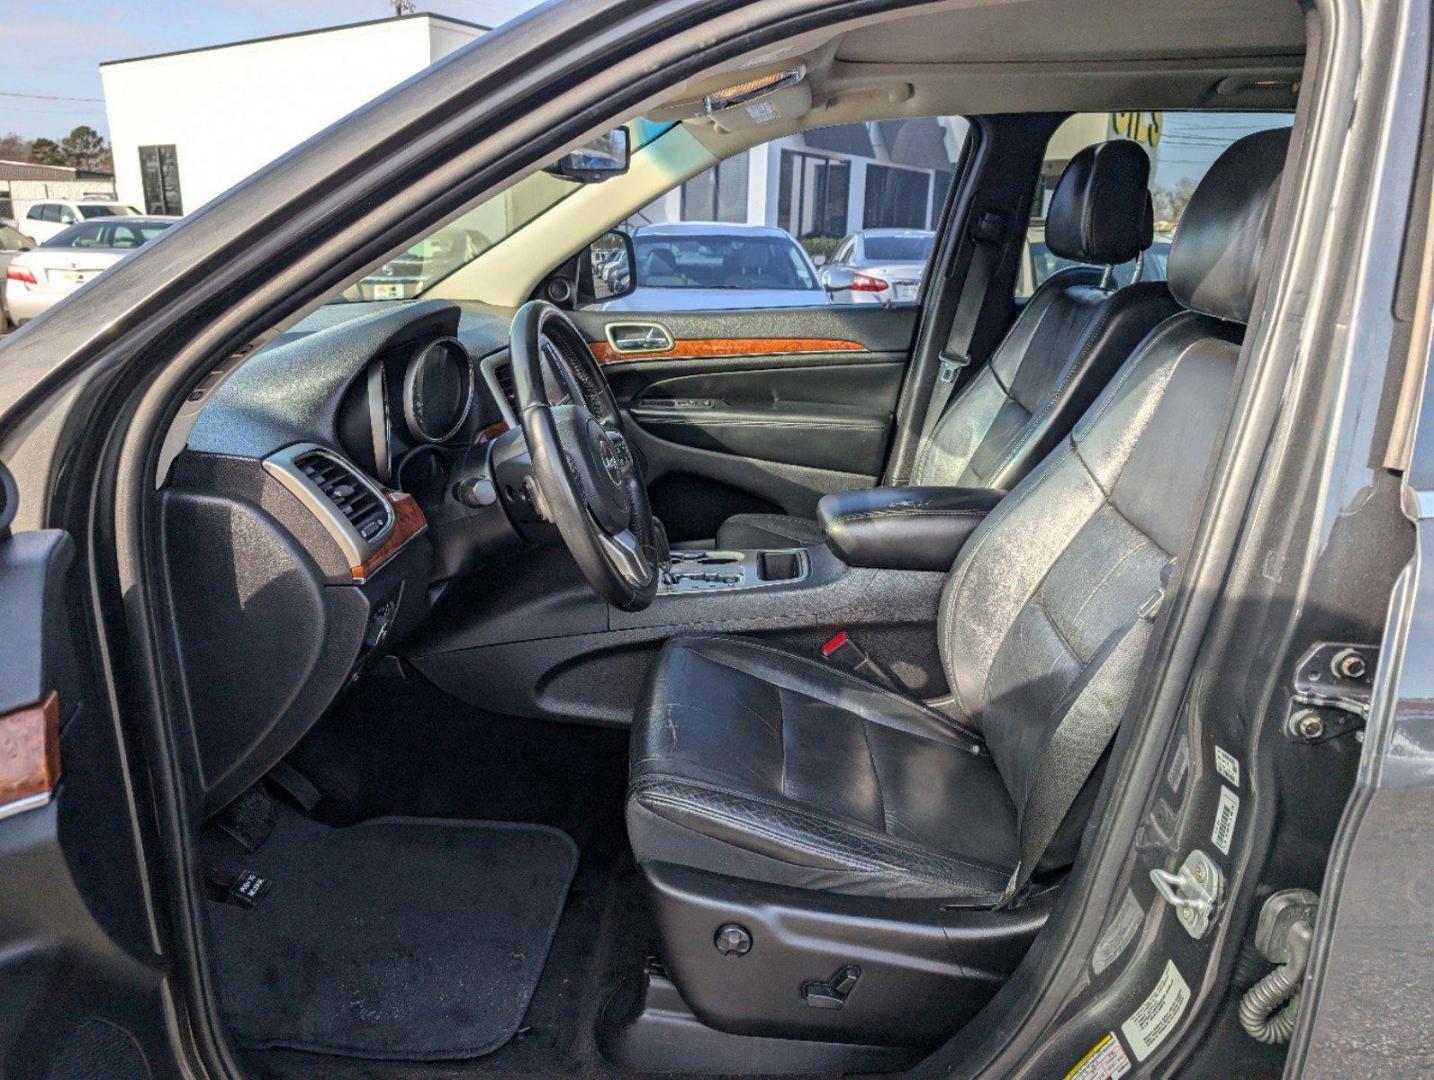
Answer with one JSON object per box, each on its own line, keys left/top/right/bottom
{"left": 817, "top": 485, "right": 1005, "bottom": 571}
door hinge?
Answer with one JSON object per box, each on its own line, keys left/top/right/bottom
{"left": 1284, "top": 641, "right": 1378, "bottom": 744}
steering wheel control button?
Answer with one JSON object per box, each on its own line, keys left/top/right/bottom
{"left": 714, "top": 923, "right": 752, "bottom": 957}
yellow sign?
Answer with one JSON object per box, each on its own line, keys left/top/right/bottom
{"left": 1111, "top": 111, "right": 1162, "bottom": 148}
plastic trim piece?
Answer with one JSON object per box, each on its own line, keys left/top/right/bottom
{"left": 261, "top": 443, "right": 395, "bottom": 577}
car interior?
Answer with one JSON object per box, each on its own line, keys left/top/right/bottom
{"left": 145, "top": 0, "right": 1314, "bottom": 1075}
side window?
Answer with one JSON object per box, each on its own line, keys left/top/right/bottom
{"left": 27, "top": 205, "right": 46, "bottom": 221}
{"left": 57, "top": 206, "right": 77, "bottom": 225}
{"left": 604, "top": 115, "right": 969, "bottom": 311}
{"left": 40, "top": 205, "right": 61, "bottom": 223}
{"left": 1017, "top": 111, "right": 1295, "bottom": 299}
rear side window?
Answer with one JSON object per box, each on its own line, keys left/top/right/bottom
{"left": 26, "top": 205, "right": 45, "bottom": 221}
{"left": 863, "top": 234, "right": 935, "bottom": 262}
{"left": 1017, "top": 111, "right": 1295, "bottom": 298}
{"left": 47, "top": 223, "right": 106, "bottom": 248}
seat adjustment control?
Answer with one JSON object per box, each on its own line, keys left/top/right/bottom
{"left": 801, "top": 964, "right": 861, "bottom": 1009}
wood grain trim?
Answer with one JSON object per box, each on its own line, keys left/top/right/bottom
{"left": 0, "top": 691, "right": 60, "bottom": 812}
{"left": 351, "top": 491, "right": 427, "bottom": 581}
{"left": 476, "top": 420, "right": 510, "bottom": 444}
{"left": 589, "top": 337, "right": 867, "bottom": 365}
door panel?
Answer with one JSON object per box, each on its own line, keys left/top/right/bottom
{"left": 0, "top": 501, "right": 168, "bottom": 1077}
{"left": 570, "top": 305, "right": 917, "bottom": 539}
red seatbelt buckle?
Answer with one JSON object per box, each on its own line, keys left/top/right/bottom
{"left": 820, "top": 630, "right": 895, "bottom": 688}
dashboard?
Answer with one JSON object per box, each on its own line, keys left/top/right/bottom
{"left": 170, "top": 299, "right": 529, "bottom": 814}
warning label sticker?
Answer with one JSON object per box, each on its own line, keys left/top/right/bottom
{"left": 1121, "top": 959, "right": 1191, "bottom": 1061}
{"left": 1092, "top": 888, "right": 1146, "bottom": 976}
{"left": 1063, "top": 1032, "right": 1133, "bottom": 1080}
{"left": 1166, "top": 738, "right": 1190, "bottom": 794}
{"left": 1211, "top": 784, "right": 1240, "bottom": 855}
{"left": 1214, "top": 745, "right": 1241, "bottom": 787}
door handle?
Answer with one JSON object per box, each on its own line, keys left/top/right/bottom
{"left": 606, "top": 322, "right": 674, "bottom": 355}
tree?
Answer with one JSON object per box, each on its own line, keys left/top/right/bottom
{"left": 29, "top": 138, "right": 64, "bottom": 166}
{"left": 391, "top": 0, "right": 416, "bottom": 13}
{"left": 0, "top": 133, "right": 31, "bottom": 162}
{"left": 59, "top": 126, "right": 111, "bottom": 173}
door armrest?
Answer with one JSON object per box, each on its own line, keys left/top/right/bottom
{"left": 817, "top": 486, "right": 1005, "bottom": 571}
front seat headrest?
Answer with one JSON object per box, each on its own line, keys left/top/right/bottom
{"left": 1045, "top": 139, "right": 1153, "bottom": 266}
{"left": 1168, "top": 126, "right": 1290, "bottom": 325}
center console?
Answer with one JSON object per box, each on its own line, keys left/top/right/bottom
{"left": 660, "top": 548, "right": 809, "bottom": 594}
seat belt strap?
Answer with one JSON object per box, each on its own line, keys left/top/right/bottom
{"left": 995, "top": 560, "right": 1176, "bottom": 909}
{"left": 912, "top": 212, "right": 1006, "bottom": 472}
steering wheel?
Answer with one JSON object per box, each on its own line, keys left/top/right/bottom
{"left": 509, "top": 300, "right": 659, "bottom": 611}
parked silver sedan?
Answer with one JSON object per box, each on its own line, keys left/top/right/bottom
{"left": 4, "top": 216, "right": 174, "bottom": 326}
{"left": 817, "top": 227, "right": 935, "bottom": 304}
{"left": 0, "top": 224, "right": 36, "bottom": 330}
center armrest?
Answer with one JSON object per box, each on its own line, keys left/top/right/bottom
{"left": 817, "top": 486, "right": 1005, "bottom": 571}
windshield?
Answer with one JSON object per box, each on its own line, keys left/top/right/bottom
{"left": 342, "top": 120, "right": 670, "bottom": 302}
{"left": 863, "top": 234, "right": 933, "bottom": 262}
{"left": 78, "top": 204, "right": 141, "bottom": 219}
{"left": 634, "top": 233, "right": 817, "bottom": 291}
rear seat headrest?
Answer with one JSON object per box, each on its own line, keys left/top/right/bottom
{"left": 1168, "top": 126, "right": 1290, "bottom": 325}
{"left": 1045, "top": 140, "right": 1153, "bottom": 266}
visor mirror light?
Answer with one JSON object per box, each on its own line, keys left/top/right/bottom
{"left": 703, "top": 67, "right": 806, "bottom": 114}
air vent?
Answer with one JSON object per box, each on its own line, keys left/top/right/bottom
{"left": 495, "top": 362, "right": 517, "bottom": 412}
{"left": 293, "top": 450, "right": 391, "bottom": 542}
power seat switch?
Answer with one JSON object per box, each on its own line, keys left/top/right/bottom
{"left": 801, "top": 964, "right": 861, "bottom": 1009}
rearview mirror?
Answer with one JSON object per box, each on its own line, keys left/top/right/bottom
{"left": 577, "top": 229, "right": 636, "bottom": 306}
{"left": 544, "top": 128, "right": 631, "bottom": 184}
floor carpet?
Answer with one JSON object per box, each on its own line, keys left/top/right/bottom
{"left": 207, "top": 806, "right": 578, "bottom": 1061}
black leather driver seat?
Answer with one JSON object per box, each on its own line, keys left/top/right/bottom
{"left": 716, "top": 138, "right": 1179, "bottom": 551}
{"left": 629, "top": 129, "right": 1289, "bottom": 915}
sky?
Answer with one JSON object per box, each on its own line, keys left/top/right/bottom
{"left": 0, "top": 1, "right": 549, "bottom": 141}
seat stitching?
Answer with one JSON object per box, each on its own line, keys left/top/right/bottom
{"left": 1064, "top": 523, "right": 1154, "bottom": 629}
{"left": 681, "top": 635, "right": 986, "bottom": 749}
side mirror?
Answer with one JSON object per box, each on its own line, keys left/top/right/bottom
{"left": 820, "top": 266, "right": 855, "bottom": 293}
{"left": 544, "top": 127, "right": 631, "bottom": 184}
{"left": 811, "top": 253, "right": 827, "bottom": 268}
{"left": 577, "top": 229, "right": 637, "bottom": 306}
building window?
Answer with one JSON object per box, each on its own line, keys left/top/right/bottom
{"left": 863, "top": 164, "right": 929, "bottom": 229}
{"left": 777, "top": 151, "right": 849, "bottom": 240}
{"left": 139, "top": 145, "right": 184, "bottom": 216}
{"left": 680, "top": 151, "right": 749, "bottom": 223}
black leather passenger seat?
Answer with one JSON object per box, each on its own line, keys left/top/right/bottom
{"left": 629, "top": 126, "right": 1290, "bottom": 905}
{"left": 716, "top": 138, "right": 1180, "bottom": 551}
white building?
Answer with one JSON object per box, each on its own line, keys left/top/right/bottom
{"left": 639, "top": 117, "right": 971, "bottom": 247}
{"left": 100, "top": 13, "right": 490, "bottom": 216}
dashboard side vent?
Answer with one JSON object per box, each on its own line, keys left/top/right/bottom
{"left": 293, "top": 450, "right": 391, "bottom": 542}
{"left": 495, "top": 362, "right": 517, "bottom": 413}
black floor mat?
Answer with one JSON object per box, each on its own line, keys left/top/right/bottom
{"left": 207, "top": 807, "right": 578, "bottom": 1061}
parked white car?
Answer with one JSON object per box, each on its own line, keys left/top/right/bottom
{"left": 19, "top": 199, "right": 145, "bottom": 244}
{"left": 5, "top": 216, "right": 174, "bottom": 325}
{"left": 596, "top": 222, "right": 826, "bottom": 311}
{"left": 818, "top": 228, "right": 935, "bottom": 304}
{"left": 0, "top": 224, "right": 36, "bottom": 329}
